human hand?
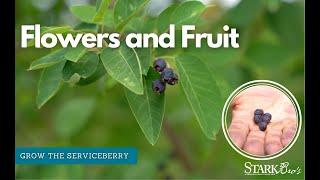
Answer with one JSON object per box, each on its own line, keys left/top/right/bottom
{"left": 228, "top": 86, "right": 297, "bottom": 156}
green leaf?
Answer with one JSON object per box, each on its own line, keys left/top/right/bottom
{"left": 170, "top": 1, "right": 206, "bottom": 27}
{"left": 176, "top": 54, "right": 222, "bottom": 139}
{"left": 29, "top": 49, "right": 67, "bottom": 70}
{"left": 157, "top": 4, "right": 178, "bottom": 33}
{"left": 93, "top": 0, "right": 111, "bottom": 23}
{"left": 40, "top": 26, "right": 73, "bottom": 34}
{"left": 114, "top": 0, "right": 149, "bottom": 31}
{"left": 64, "top": 45, "right": 87, "bottom": 62}
{"left": 125, "top": 69, "right": 165, "bottom": 145}
{"left": 70, "top": 5, "right": 96, "bottom": 23}
{"left": 77, "top": 60, "right": 106, "bottom": 86}
{"left": 63, "top": 52, "right": 100, "bottom": 82}
{"left": 100, "top": 46, "right": 143, "bottom": 94}
{"left": 53, "top": 97, "right": 95, "bottom": 138}
{"left": 36, "top": 61, "right": 66, "bottom": 109}
{"left": 135, "top": 48, "right": 152, "bottom": 75}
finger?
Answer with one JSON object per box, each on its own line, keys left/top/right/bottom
{"left": 228, "top": 120, "right": 249, "bottom": 149}
{"left": 281, "top": 121, "right": 297, "bottom": 147}
{"left": 243, "top": 130, "right": 265, "bottom": 156}
{"left": 265, "top": 128, "right": 283, "bottom": 155}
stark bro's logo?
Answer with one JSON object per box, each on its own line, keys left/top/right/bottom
{"left": 244, "top": 162, "right": 302, "bottom": 175}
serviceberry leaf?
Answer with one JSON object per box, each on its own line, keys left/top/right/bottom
{"left": 176, "top": 54, "right": 222, "bottom": 139}
{"left": 125, "top": 69, "right": 165, "bottom": 145}
{"left": 113, "top": 0, "right": 149, "bottom": 31}
{"left": 29, "top": 49, "right": 68, "bottom": 70}
{"left": 135, "top": 48, "right": 152, "bottom": 75}
{"left": 93, "top": 0, "right": 111, "bottom": 23}
{"left": 171, "top": 1, "right": 206, "bottom": 28}
{"left": 62, "top": 52, "right": 99, "bottom": 82}
{"left": 36, "top": 61, "right": 66, "bottom": 109}
{"left": 157, "top": 4, "right": 178, "bottom": 33}
{"left": 70, "top": 5, "right": 96, "bottom": 23}
{"left": 64, "top": 45, "right": 87, "bottom": 62}
{"left": 100, "top": 46, "right": 143, "bottom": 95}
{"left": 77, "top": 60, "right": 106, "bottom": 86}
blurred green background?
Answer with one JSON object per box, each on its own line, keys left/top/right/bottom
{"left": 15, "top": 0, "right": 304, "bottom": 179}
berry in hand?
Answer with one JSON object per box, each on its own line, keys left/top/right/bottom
{"left": 153, "top": 59, "right": 167, "bottom": 72}
{"left": 258, "top": 121, "right": 268, "bottom": 131}
{"left": 253, "top": 109, "right": 272, "bottom": 131}
{"left": 254, "top": 114, "right": 262, "bottom": 124}
{"left": 254, "top": 109, "right": 264, "bottom": 115}
{"left": 152, "top": 79, "right": 166, "bottom": 94}
{"left": 160, "top": 68, "right": 179, "bottom": 85}
{"left": 262, "top": 113, "right": 272, "bottom": 123}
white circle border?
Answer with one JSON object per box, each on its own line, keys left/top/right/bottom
{"left": 221, "top": 80, "right": 302, "bottom": 160}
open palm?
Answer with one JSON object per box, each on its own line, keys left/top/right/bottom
{"left": 228, "top": 86, "right": 297, "bottom": 156}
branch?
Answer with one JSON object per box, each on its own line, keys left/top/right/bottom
{"left": 163, "top": 119, "right": 193, "bottom": 171}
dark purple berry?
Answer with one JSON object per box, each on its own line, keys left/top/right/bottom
{"left": 153, "top": 59, "right": 167, "bottom": 72}
{"left": 258, "top": 121, "right": 268, "bottom": 131}
{"left": 152, "top": 79, "right": 166, "bottom": 94}
{"left": 160, "top": 68, "right": 178, "bottom": 85}
{"left": 254, "top": 109, "right": 264, "bottom": 115}
{"left": 254, "top": 114, "right": 262, "bottom": 124}
{"left": 262, "top": 113, "right": 272, "bottom": 123}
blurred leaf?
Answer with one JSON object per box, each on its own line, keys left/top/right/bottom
{"left": 36, "top": 61, "right": 65, "bottom": 109}
{"left": 63, "top": 52, "right": 99, "bottom": 82}
{"left": 171, "top": 1, "right": 205, "bottom": 28}
{"left": 40, "top": 165, "right": 84, "bottom": 179}
{"left": 157, "top": 4, "right": 178, "bottom": 33}
{"left": 53, "top": 97, "right": 95, "bottom": 138}
{"left": 29, "top": 49, "right": 67, "bottom": 70}
{"left": 226, "top": 0, "right": 264, "bottom": 27}
{"left": 125, "top": 69, "right": 165, "bottom": 145}
{"left": 100, "top": 46, "right": 143, "bottom": 95}
{"left": 266, "top": 0, "right": 281, "bottom": 12}
{"left": 64, "top": 45, "right": 87, "bottom": 62}
{"left": 105, "top": 75, "right": 118, "bottom": 89}
{"left": 176, "top": 54, "right": 222, "bottom": 139}
{"left": 245, "top": 41, "right": 289, "bottom": 68}
{"left": 93, "top": 0, "right": 111, "bottom": 23}
{"left": 186, "top": 46, "right": 238, "bottom": 67}
{"left": 96, "top": 0, "right": 102, "bottom": 10}
{"left": 135, "top": 48, "right": 152, "bottom": 75}
{"left": 113, "top": 0, "right": 149, "bottom": 31}
{"left": 74, "top": 22, "right": 98, "bottom": 32}
{"left": 77, "top": 60, "right": 106, "bottom": 86}
{"left": 267, "top": 2, "right": 304, "bottom": 52}
{"left": 70, "top": 5, "right": 96, "bottom": 23}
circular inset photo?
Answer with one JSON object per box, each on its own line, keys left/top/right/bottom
{"left": 222, "top": 80, "right": 302, "bottom": 160}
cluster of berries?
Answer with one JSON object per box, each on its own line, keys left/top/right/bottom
{"left": 152, "top": 59, "right": 178, "bottom": 94}
{"left": 253, "top": 109, "right": 272, "bottom": 131}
